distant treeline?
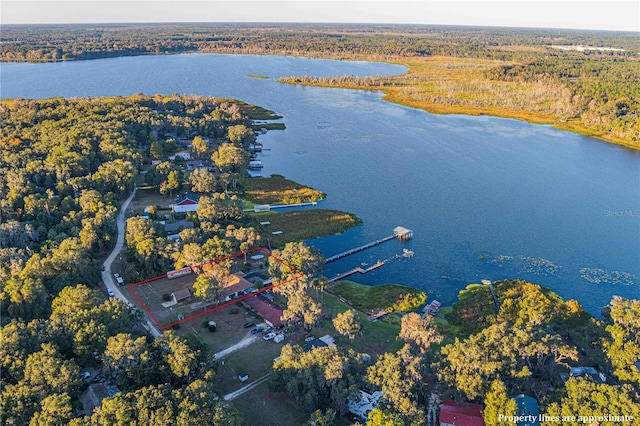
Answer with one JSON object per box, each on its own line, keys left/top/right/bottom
{"left": 2, "top": 24, "right": 638, "bottom": 145}
{"left": 1, "top": 23, "right": 638, "bottom": 63}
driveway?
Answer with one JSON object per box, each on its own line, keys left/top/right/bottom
{"left": 101, "top": 188, "right": 160, "bottom": 337}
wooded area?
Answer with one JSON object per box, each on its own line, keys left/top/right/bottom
{"left": 0, "top": 95, "right": 276, "bottom": 425}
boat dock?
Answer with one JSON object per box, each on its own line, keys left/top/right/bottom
{"left": 325, "top": 235, "right": 395, "bottom": 264}
{"left": 482, "top": 279, "right": 501, "bottom": 311}
{"left": 328, "top": 254, "right": 401, "bottom": 283}
{"left": 324, "top": 226, "right": 413, "bottom": 264}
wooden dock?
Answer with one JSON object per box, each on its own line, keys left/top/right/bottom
{"left": 482, "top": 279, "right": 501, "bottom": 311}
{"left": 324, "top": 235, "right": 395, "bottom": 264}
{"left": 324, "top": 226, "right": 413, "bottom": 264}
{"left": 327, "top": 255, "right": 399, "bottom": 283}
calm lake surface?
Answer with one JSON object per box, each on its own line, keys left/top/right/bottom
{"left": 2, "top": 53, "right": 639, "bottom": 315}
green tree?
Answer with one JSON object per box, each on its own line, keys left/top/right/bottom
{"left": 189, "top": 168, "right": 216, "bottom": 193}
{"left": 398, "top": 312, "right": 443, "bottom": 354}
{"left": 227, "top": 124, "right": 255, "bottom": 147}
{"left": 275, "top": 278, "right": 322, "bottom": 331}
{"left": 482, "top": 379, "right": 518, "bottom": 426}
{"left": 367, "top": 408, "right": 405, "bottom": 426}
{"left": 306, "top": 408, "right": 336, "bottom": 426}
{"left": 190, "top": 135, "right": 209, "bottom": 159}
{"left": 0, "top": 277, "right": 48, "bottom": 320}
{"left": 23, "top": 343, "right": 82, "bottom": 398}
{"left": 273, "top": 344, "right": 364, "bottom": 415}
{"left": 150, "top": 141, "right": 164, "bottom": 159}
{"left": 166, "top": 170, "right": 181, "bottom": 198}
{"left": 29, "top": 393, "right": 73, "bottom": 426}
{"left": 333, "top": 310, "right": 361, "bottom": 341}
{"left": 211, "top": 143, "right": 246, "bottom": 189}
{"left": 544, "top": 378, "right": 640, "bottom": 425}
{"left": 366, "top": 344, "right": 426, "bottom": 425}
{"left": 92, "top": 159, "right": 136, "bottom": 196}
{"left": 268, "top": 242, "right": 325, "bottom": 281}
{"left": 103, "top": 333, "right": 163, "bottom": 390}
{"left": 155, "top": 331, "right": 199, "bottom": 384}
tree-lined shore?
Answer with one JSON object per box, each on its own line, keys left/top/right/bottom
{"left": 2, "top": 23, "right": 638, "bottom": 148}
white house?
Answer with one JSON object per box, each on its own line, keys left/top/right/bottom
{"left": 168, "top": 150, "right": 191, "bottom": 161}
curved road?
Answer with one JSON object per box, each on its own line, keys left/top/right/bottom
{"left": 101, "top": 188, "right": 161, "bottom": 338}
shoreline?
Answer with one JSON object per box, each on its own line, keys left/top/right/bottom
{"left": 3, "top": 50, "right": 636, "bottom": 150}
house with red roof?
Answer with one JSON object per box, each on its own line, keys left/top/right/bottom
{"left": 171, "top": 193, "right": 200, "bottom": 214}
{"left": 440, "top": 400, "right": 485, "bottom": 426}
{"left": 242, "top": 294, "right": 284, "bottom": 328}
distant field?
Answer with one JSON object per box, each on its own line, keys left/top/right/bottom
{"left": 253, "top": 209, "right": 361, "bottom": 248}
{"left": 331, "top": 280, "right": 427, "bottom": 314}
{"left": 245, "top": 175, "right": 325, "bottom": 205}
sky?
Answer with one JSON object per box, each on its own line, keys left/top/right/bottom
{"left": 2, "top": 0, "right": 639, "bottom": 32}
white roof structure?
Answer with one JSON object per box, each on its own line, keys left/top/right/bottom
{"left": 348, "top": 391, "right": 384, "bottom": 420}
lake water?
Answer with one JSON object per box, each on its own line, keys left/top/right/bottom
{"left": 2, "top": 53, "right": 639, "bottom": 315}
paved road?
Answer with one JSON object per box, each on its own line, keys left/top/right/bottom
{"left": 101, "top": 188, "right": 161, "bottom": 338}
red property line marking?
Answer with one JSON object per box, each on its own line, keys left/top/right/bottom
{"left": 127, "top": 247, "right": 304, "bottom": 331}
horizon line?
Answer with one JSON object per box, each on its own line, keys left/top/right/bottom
{"left": 2, "top": 21, "right": 638, "bottom": 34}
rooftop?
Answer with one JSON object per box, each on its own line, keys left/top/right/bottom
{"left": 242, "top": 294, "right": 284, "bottom": 328}
{"left": 440, "top": 400, "right": 485, "bottom": 426}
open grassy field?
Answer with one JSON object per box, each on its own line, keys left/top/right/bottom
{"left": 331, "top": 280, "right": 427, "bottom": 314}
{"left": 312, "top": 290, "right": 404, "bottom": 356}
{"left": 254, "top": 209, "right": 362, "bottom": 248}
{"left": 233, "top": 382, "right": 310, "bottom": 426}
{"left": 245, "top": 175, "right": 325, "bottom": 205}
{"left": 126, "top": 186, "right": 172, "bottom": 216}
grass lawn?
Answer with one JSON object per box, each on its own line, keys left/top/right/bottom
{"left": 233, "top": 382, "right": 309, "bottom": 426}
{"left": 312, "top": 290, "right": 404, "bottom": 356}
{"left": 126, "top": 186, "right": 172, "bottom": 216}
{"left": 245, "top": 175, "right": 325, "bottom": 205}
{"left": 331, "top": 280, "right": 427, "bottom": 314}
{"left": 253, "top": 209, "right": 361, "bottom": 248}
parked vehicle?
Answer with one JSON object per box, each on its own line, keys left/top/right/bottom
{"left": 243, "top": 321, "right": 255, "bottom": 328}
{"left": 274, "top": 334, "right": 285, "bottom": 343}
{"left": 81, "top": 372, "right": 91, "bottom": 380}
{"left": 106, "top": 288, "right": 114, "bottom": 297}
{"left": 263, "top": 332, "right": 276, "bottom": 341}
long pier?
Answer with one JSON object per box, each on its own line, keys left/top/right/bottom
{"left": 325, "top": 235, "right": 395, "bottom": 264}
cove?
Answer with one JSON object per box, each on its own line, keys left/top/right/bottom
{"left": 2, "top": 53, "right": 638, "bottom": 315}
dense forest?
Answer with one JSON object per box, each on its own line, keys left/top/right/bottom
{"left": 0, "top": 95, "right": 274, "bottom": 425}
{"left": 2, "top": 23, "right": 638, "bottom": 146}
